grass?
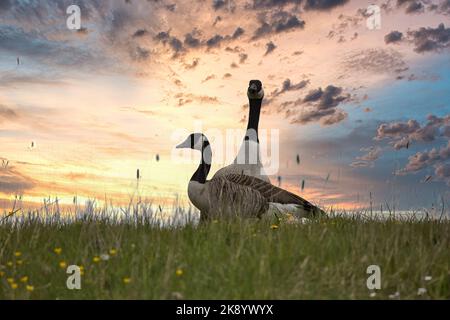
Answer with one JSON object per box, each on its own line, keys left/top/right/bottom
{"left": 0, "top": 204, "right": 449, "bottom": 300}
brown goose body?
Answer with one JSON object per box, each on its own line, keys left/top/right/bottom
{"left": 193, "top": 174, "right": 323, "bottom": 221}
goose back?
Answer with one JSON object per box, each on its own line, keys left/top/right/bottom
{"left": 212, "top": 139, "right": 269, "bottom": 182}
{"left": 222, "top": 174, "right": 323, "bottom": 216}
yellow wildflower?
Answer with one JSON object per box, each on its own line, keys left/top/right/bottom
{"left": 26, "top": 285, "right": 34, "bottom": 292}
{"left": 10, "top": 282, "right": 18, "bottom": 289}
{"left": 54, "top": 247, "right": 62, "bottom": 255}
{"left": 59, "top": 261, "right": 67, "bottom": 269}
{"left": 92, "top": 256, "right": 101, "bottom": 263}
{"left": 270, "top": 224, "right": 279, "bottom": 230}
{"left": 175, "top": 269, "right": 184, "bottom": 276}
{"left": 109, "top": 248, "right": 117, "bottom": 256}
{"left": 6, "top": 261, "right": 13, "bottom": 267}
{"left": 14, "top": 251, "right": 22, "bottom": 257}
{"left": 7, "top": 277, "right": 14, "bottom": 284}
{"left": 123, "top": 277, "right": 132, "bottom": 284}
{"left": 16, "top": 260, "right": 23, "bottom": 265}
{"left": 20, "top": 276, "right": 28, "bottom": 283}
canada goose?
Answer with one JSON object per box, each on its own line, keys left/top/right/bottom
{"left": 212, "top": 80, "right": 269, "bottom": 182}
{"left": 177, "top": 133, "right": 324, "bottom": 221}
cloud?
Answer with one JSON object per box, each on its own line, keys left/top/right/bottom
{"left": 165, "top": 3, "right": 177, "bottom": 12}
{"left": 264, "top": 41, "right": 277, "bottom": 55}
{"left": 435, "top": 162, "right": 450, "bottom": 185}
{"left": 0, "top": 104, "right": 18, "bottom": 121}
{"left": 252, "top": 11, "right": 305, "bottom": 40}
{"left": 130, "top": 46, "right": 151, "bottom": 61}
{"left": 248, "top": 0, "right": 303, "bottom": 9}
{"left": 407, "top": 23, "right": 450, "bottom": 53}
{"left": 397, "top": 141, "right": 450, "bottom": 179}
{"left": 289, "top": 85, "right": 350, "bottom": 126}
{"left": 429, "top": 0, "right": 450, "bottom": 15}
{"left": 0, "top": 166, "right": 35, "bottom": 194}
{"left": 225, "top": 46, "right": 243, "bottom": 53}
{"left": 172, "top": 27, "right": 246, "bottom": 53}
{"left": 376, "top": 120, "right": 420, "bottom": 139}
{"left": 154, "top": 30, "right": 185, "bottom": 56}
{"left": 385, "top": 31, "right": 404, "bottom": 44}
{"left": 0, "top": 25, "right": 99, "bottom": 67}
{"left": 342, "top": 48, "right": 407, "bottom": 76}
{"left": 175, "top": 93, "right": 220, "bottom": 106}
{"left": 202, "top": 74, "right": 216, "bottom": 82}
{"left": 239, "top": 53, "right": 248, "bottom": 63}
{"left": 132, "top": 29, "right": 149, "bottom": 38}
{"left": 0, "top": 73, "right": 65, "bottom": 87}
{"left": 212, "top": 0, "right": 227, "bottom": 10}
{"left": 184, "top": 58, "right": 200, "bottom": 69}
{"left": 375, "top": 114, "right": 450, "bottom": 149}
{"left": 304, "top": 0, "right": 349, "bottom": 11}
{"left": 351, "top": 146, "right": 382, "bottom": 167}
{"left": 206, "top": 34, "right": 225, "bottom": 48}
{"left": 270, "top": 78, "right": 309, "bottom": 97}
{"left": 303, "top": 85, "right": 347, "bottom": 108}
{"left": 203, "top": 27, "right": 245, "bottom": 48}
{"left": 0, "top": 0, "right": 11, "bottom": 12}
{"left": 184, "top": 31, "right": 201, "bottom": 48}
{"left": 396, "top": 0, "right": 425, "bottom": 14}
{"left": 232, "top": 27, "right": 245, "bottom": 39}
{"left": 327, "top": 10, "right": 364, "bottom": 43}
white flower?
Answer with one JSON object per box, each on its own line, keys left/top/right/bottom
{"left": 100, "top": 254, "right": 110, "bottom": 261}
{"left": 424, "top": 275, "right": 432, "bottom": 281}
{"left": 388, "top": 292, "right": 400, "bottom": 299}
{"left": 417, "top": 288, "right": 427, "bottom": 296}
{"left": 369, "top": 292, "right": 377, "bottom": 298}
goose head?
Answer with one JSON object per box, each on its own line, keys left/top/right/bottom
{"left": 247, "top": 80, "right": 264, "bottom": 100}
{"left": 177, "top": 133, "right": 212, "bottom": 184}
{"left": 176, "top": 133, "right": 209, "bottom": 152}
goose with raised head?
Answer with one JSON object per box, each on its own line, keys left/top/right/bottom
{"left": 212, "top": 80, "right": 269, "bottom": 182}
{"left": 176, "top": 133, "right": 324, "bottom": 221}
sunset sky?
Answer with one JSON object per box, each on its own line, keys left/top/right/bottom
{"left": 0, "top": 0, "right": 449, "bottom": 212}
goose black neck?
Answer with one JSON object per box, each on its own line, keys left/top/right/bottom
{"left": 191, "top": 140, "right": 212, "bottom": 184}
{"left": 246, "top": 98, "right": 262, "bottom": 141}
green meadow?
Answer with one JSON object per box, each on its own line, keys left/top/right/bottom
{"left": 0, "top": 205, "right": 449, "bottom": 300}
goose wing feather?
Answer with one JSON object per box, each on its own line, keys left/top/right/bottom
{"left": 222, "top": 174, "right": 321, "bottom": 214}
{"left": 205, "top": 176, "right": 269, "bottom": 219}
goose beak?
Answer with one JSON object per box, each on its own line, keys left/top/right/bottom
{"left": 176, "top": 139, "right": 190, "bottom": 149}
{"left": 248, "top": 83, "right": 258, "bottom": 95}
